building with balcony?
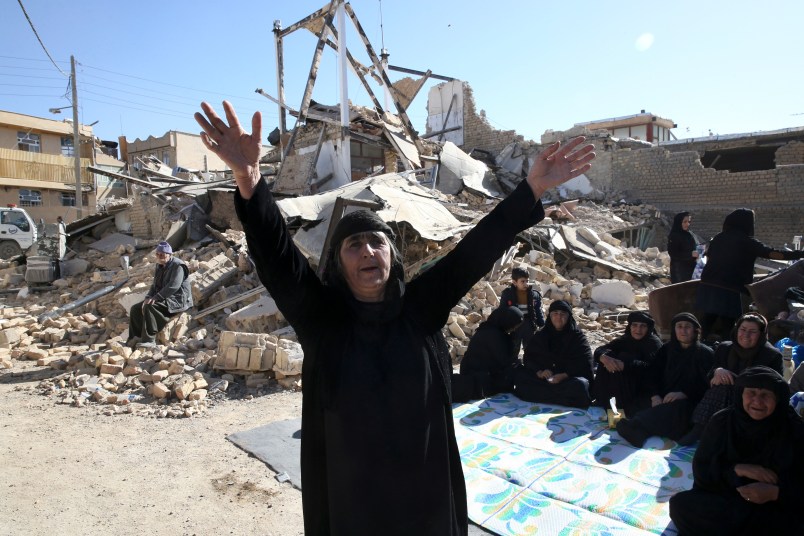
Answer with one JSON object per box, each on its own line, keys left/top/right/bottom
{"left": 0, "top": 110, "right": 125, "bottom": 223}
{"left": 574, "top": 111, "right": 677, "bottom": 144}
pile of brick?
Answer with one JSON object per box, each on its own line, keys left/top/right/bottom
{"left": 0, "top": 189, "right": 675, "bottom": 417}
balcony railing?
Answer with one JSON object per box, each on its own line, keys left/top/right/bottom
{"left": 0, "top": 147, "right": 93, "bottom": 185}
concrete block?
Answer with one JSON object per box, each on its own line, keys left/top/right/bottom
{"left": 248, "top": 347, "right": 263, "bottom": 371}
{"left": 590, "top": 279, "right": 635, "bottom": 307}
{"left": 236, "top": 346, "right": 250, "bottom": 369}
{"left": 99, "top": 363, "right": 124, "bottom": 375}
{"left": 223, "top": 346, "right": 238, "bottom": 369}
{"left": 273, "top": 340, "right": 304, "bottom": 376}
{"left": 260, "top": 348, "right": 276, "bottom": 371}
{"left": 152, "top": 382, "right": 170, "bottom": 399}
{"left": 174, "top": 377, "right": 195, "bottom": 400}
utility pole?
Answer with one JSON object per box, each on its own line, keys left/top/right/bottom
{"left": 70, "top": 55, "right": 82, "bottom": 219}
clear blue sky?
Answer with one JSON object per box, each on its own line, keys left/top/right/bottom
{"left": 2, "top": 0, "right": 802, "bottom": 148}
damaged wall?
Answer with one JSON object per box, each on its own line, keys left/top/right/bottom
{"left": 460, "top": 83, "right": 523, "bottom": 156}
{"left": 611, "top": 144, "right": 804, "bottom": 246}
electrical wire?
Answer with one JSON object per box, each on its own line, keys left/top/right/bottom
{"left": 15, "top": 0, "right": 69, "bottom": 77}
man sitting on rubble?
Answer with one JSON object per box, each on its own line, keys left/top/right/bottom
{"left": 127, "top": 241, "right": 193, "bottom": 349}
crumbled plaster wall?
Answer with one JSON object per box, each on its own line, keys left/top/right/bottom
{"left": 460, "top": 83, "right": 523, "bottom": 156}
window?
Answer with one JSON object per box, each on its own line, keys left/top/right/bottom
{"left": 61, "top": 136, "right": 75, "bottom": 157}
{"left": 17, "top": 132, "right": 41, "bottom": 153}
{"left": 162, "top": 151, "right": 170, "bottom": 167}
{"left": 19, "top": 189, "right": 42, "bottom": 207}
{"left": 61, "top": 192, "right": 88, "bottom": 206}
{"left": 0, "top": 210, "right": 30, "bottom": 232}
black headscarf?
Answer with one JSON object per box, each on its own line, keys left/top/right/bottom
{"left": 482, "top": 306, "right": 524, "bottom": 333}
{"left": 726, "top": 313, "right": 769, "bottom": 372}
{"left": 543, "top": 300, "right": 579, "bottom": 352}
{"left": 670, "top": 212, "right": 690, "bottom": 233}
{"left": 722, "top": 208, "right": 755, "bottom": 237}
{"left": 625, "top": 310, "right": 658, "bottom": 339}
{"left": 321, "top": 209, "right": 405, "bottom": 309}
{"left": 727, "top": 366, "right": 796, "bottom": 467}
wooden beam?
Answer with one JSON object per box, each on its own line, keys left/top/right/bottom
{"left": 343, "top": 3, "right": 421, "bottom": 148}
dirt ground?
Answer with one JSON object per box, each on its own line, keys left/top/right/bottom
{"left": 1, "top": 361, "right": 305, "bottom": 536}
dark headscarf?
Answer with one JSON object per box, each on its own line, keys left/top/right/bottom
{"left": 625, "top": 310, "right": 658, "bottom": 339}
{"left": 483, "top": 306, "right": 524, "bottom": 333}
{"left": 722, "top": 208, "right": 755, "bottom": 237}
{"left": 725, "top": 313, "right": 769, "bottom": 371}
{"left": 727, "top": 366, "right": 797, "bottom": 466}
{"left": 543, "top": 300, "right": 580, "bottom": 353}
{"left": 670, "top": 212, "right": 690, "bottom": 233}
{"left": 670, "top": 312, "right": 701, "bottom": 344}
{"left": 546, "top": 300, "right": 577, "bottom": 331}
{"left": 321, "top": 209, "right": 404, "bottom": 305}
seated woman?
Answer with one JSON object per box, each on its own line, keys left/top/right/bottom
{"left": 669, "top": 366, "right": 804, "bottom": 536}
{"left": 679, "top": 313, "right": 782, "bottom": 445}
{"left": 452, "top": 306, "right": 524, "bottom": 402}
{"left": 513, "top": 300, "right": 593, "bottom": 409}
{"left": 616, "top": 313, "right": 714, "bottom": 447}
{"left": 592, "top": 311, "right": 662, "bottom": 415}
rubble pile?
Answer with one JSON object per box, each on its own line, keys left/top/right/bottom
{"left": 0, "top": 171, "right": 674, "bottom": 418}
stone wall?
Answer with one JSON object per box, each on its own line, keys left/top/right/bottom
{"left": 776, "top": 141, "right": 804, "bottom": 166}
{"left": 460, "top": 83, "right": 523, "bottom": 156}
{"left": 611, "top": 146, "right": 804, "bottom": 247}
{"left": 127, "top": 188, "right": 168, "bottom": 240}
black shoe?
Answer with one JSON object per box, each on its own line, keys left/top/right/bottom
{"left": 616, "top": 418, "right": 649, "bottom": 448}
{"left": 677, "top": 423, "right": 705, "bottom": 446}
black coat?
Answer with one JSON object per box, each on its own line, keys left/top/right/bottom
{"left": 709, "top": 340, "right": 783, "bottom": 378}
{"left": 667, "top": 212, "right": 697, "bottom": 283}
{"left": 459, "top": 306, "right": 522, "bottom": 398}
{"left": 643, "top": 341, "right": 714, "bottom": 403}
{"left": 522, "top": 317, "right": 593, "bottom": 384}
{"left": 235, "top": 178, "right": 544, "bottom": 536}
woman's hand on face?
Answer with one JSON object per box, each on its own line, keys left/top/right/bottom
{"left": 525, "top": 137, "right": 595, "bottom": 200}
{"left": 194, "top": 101, "right": 262, "bottom": 199}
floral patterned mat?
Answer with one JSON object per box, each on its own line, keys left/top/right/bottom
{"left": 454, "top": 394, "right": 694, "bottom": 535}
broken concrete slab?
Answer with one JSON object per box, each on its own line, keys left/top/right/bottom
{"left": 437, "top": 141, "right": 501, "bottom": 197}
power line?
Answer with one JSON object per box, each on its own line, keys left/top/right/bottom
{"left": 15, "top": 0, "right": 69, "bottom": 78}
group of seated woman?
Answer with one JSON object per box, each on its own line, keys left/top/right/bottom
{"left": 454, "top": 304, "right": 802, "bottom": 534}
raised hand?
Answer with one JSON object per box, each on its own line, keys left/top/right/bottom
{"left": 526, "top": 136, "right": 595, "bottom": 200}
{"left": 194, "top": 101, "right": 262, "bottom": 199}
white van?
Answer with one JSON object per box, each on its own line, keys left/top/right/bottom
{"left": 0, "top": 205, "right": 38, "bottom": 259}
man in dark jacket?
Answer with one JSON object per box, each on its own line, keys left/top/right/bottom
{"left": 499, "top": 267, "right": 545, "bottom": 357}
{"left": 127, "top": 241, "right": 193, "bottom": 348}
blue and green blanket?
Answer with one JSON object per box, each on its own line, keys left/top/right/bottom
{"left": 455, "top": 394, "right": 693, "bottom": 535}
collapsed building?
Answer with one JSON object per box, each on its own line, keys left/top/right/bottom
{"left": 1, "top": 0, "right": 803, "bottom": 417}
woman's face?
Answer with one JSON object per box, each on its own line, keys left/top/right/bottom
{"left": 681, "top": 216, "right": 691, "bottom": 231}
{"left": 550, "top": 310, "right": 569, "bottom": 331}
{"left": 674, "top": 321, "right": 696, "bottom": 347}
{"left": 339, "top": 232, "right": 391, "bottom": 303}
{"left": 629, "top": 322, "right": 649, "bottom": 341}
{"left": 736, "top": 320, "right": 762, "bottom": 350}
{"left": 742, "top": 387, "right": 777, "bottom": 420}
